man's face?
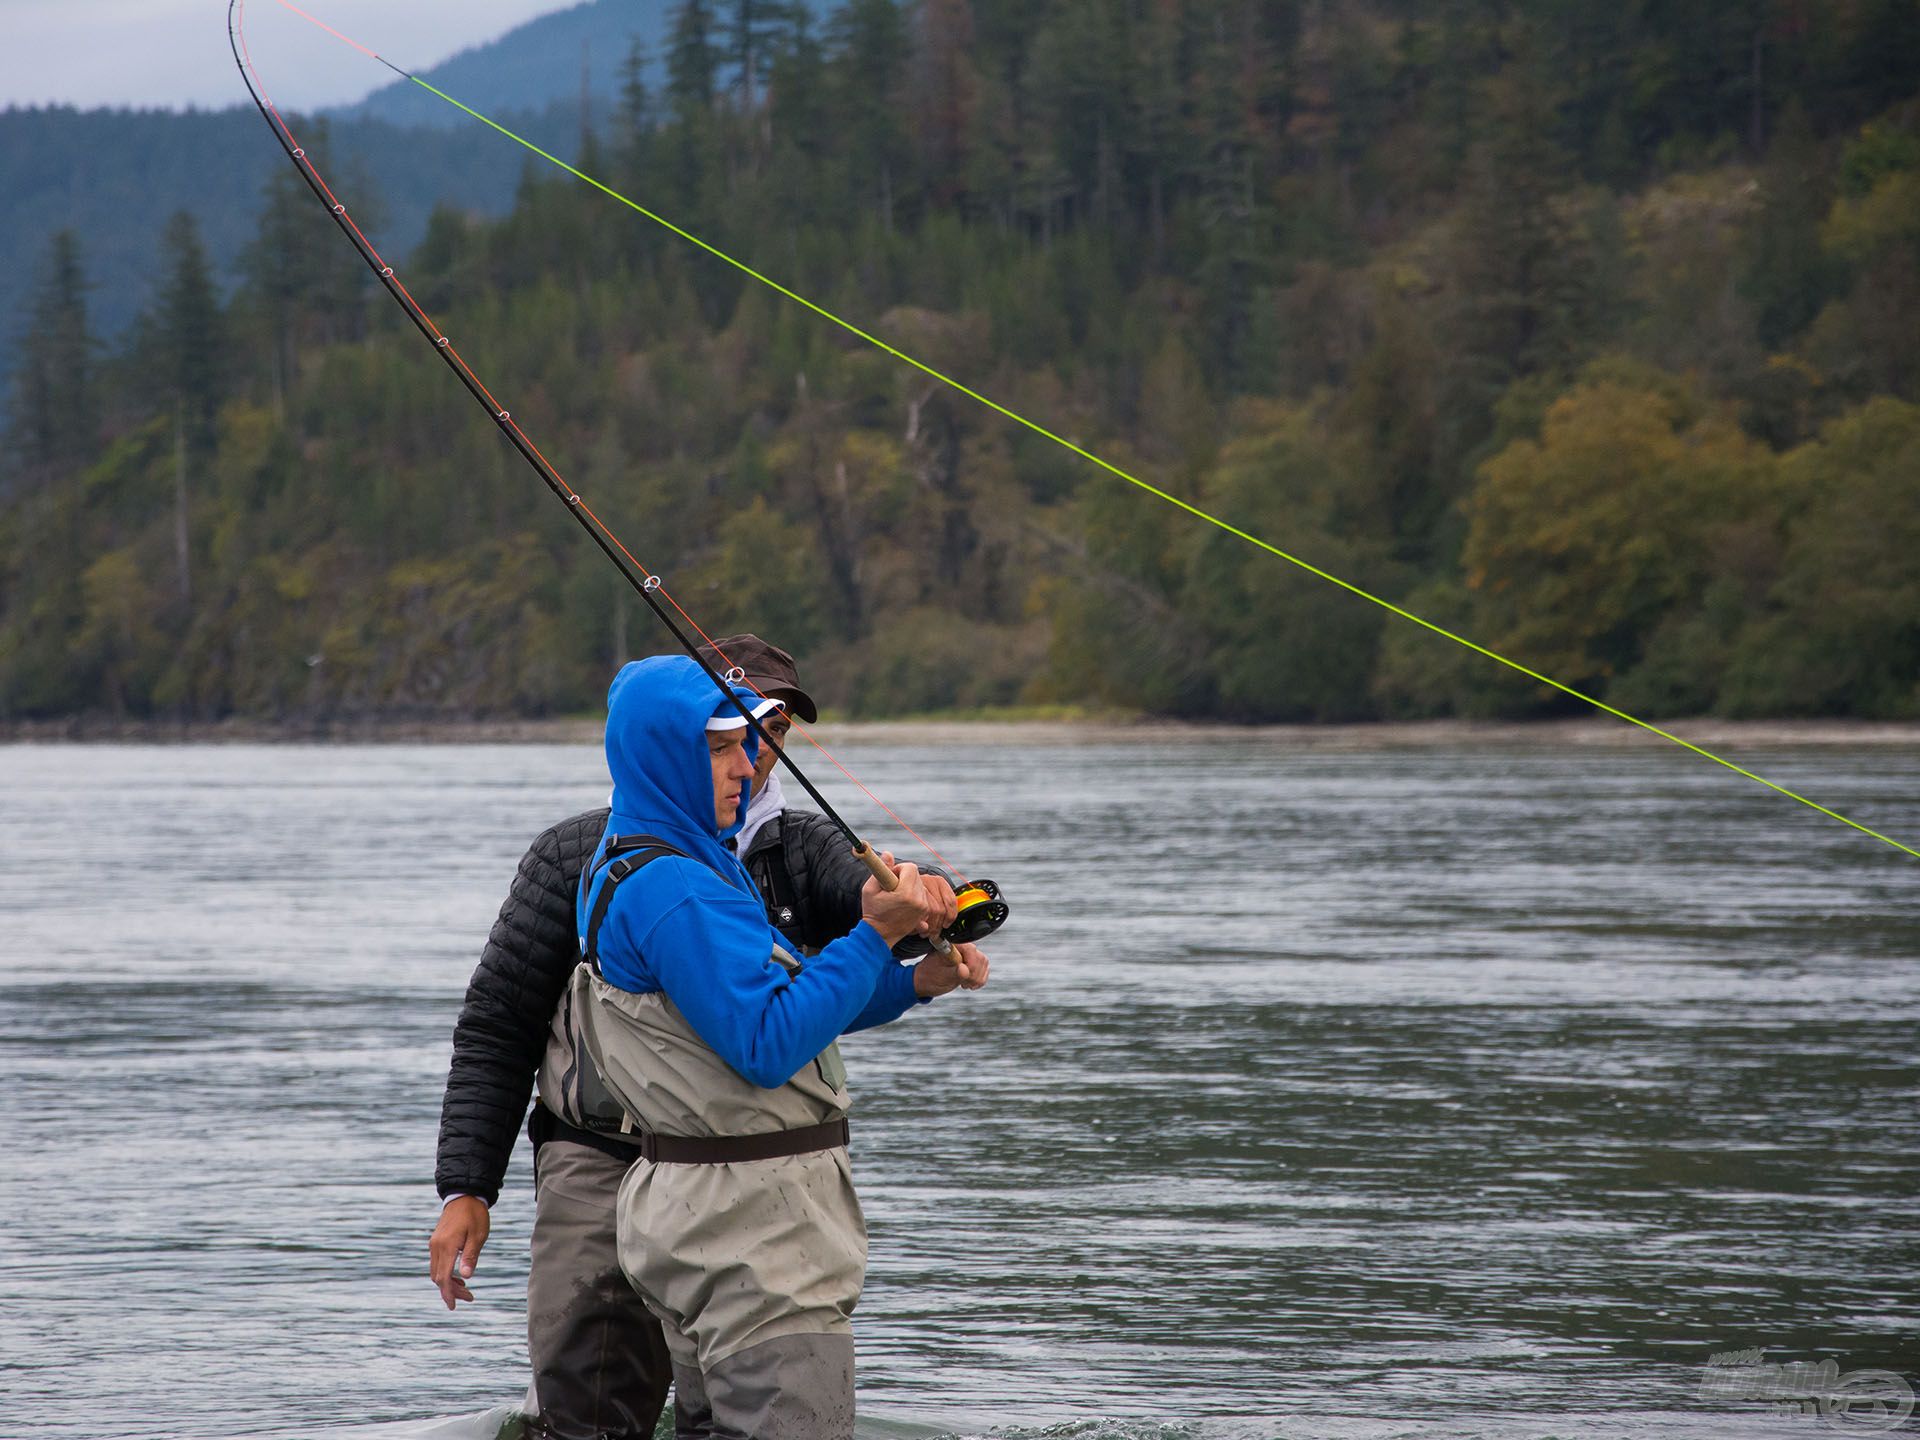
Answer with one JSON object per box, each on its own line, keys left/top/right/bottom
{"left": 708, "top": 727, "right": 756, "bottom": 831}
{"left": 751, "top": 709, "right": 792, "bottom": 795}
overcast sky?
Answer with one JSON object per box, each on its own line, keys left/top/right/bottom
{"left": 0, "top": 0, "right": 574, "bottom": 112}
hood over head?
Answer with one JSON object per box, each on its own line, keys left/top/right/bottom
{"left": 604, "top": 655, "right": 762, "bottom": 871}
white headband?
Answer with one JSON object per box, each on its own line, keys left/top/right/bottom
{"left": 706, "top": 696, "right": 786, "bottom": 732}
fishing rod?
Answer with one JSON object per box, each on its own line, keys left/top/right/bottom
{"left": 225, "top": 0, "right": 1008, "bottom": 947}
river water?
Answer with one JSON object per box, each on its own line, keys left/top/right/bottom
{"left": 2, "top": 735, "right": 1916, "bottom": 1439}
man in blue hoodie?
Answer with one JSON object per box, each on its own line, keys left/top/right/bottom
{"left": 557, "top": 653, "right": 986, "bottom": 1439}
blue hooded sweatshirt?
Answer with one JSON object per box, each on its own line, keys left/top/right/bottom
{"left": 579, "top": 654, "right": 920, "bottom": 1089}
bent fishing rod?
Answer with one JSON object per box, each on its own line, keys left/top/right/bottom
{"left": 226, "top": 0, "right": 1007, "bottom": 946}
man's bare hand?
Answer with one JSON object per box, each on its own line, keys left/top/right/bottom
{"left": 913, "top": 941, "right": 990, "bottom": 998}
{"left": 916, "top": 874, "right": 959, "bottom": 938}
{"left": 860, "top": 853, "right": 934, "bottom": 946}
{"left": 429, "top": 1196, "right": 490, "bottom": 1310}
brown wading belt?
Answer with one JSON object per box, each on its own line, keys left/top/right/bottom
{"left": 639, "top": 1116, "right": 849, "bottom": 1164}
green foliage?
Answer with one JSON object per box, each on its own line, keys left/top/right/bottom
{"left": 841, "top": 607, "right": 1045, "bottom": 716}
{"left": 1372, "top": 578, "right": 1532, "bottom": 721}
{"left": 1040, "top": 455, "right": 1210, "bottom": 716}
{"left": 1185, "top": 403, "right": 1399, "bottom": 722}
{"left": 1805, "top": 101, "right": 1920, "bottom": 402}
{"left": 1739, "top": 102, "right": 1843, "bottom": 351}
{"left": 1451, "top": 370, "right": 1777, "bottom": 715}
{"left": 1720, "top": 398, "right": 1920, "bottom": 717}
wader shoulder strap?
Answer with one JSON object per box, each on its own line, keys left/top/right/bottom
{"left": 747, "top": 816, "right": 806, "bottom": 940}
{"left": 583, "top": 833, "right": 687, "bottom": 974}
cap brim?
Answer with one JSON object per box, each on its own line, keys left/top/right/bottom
{"left": 758, "top": 685, "right": 818, "bottom": 724}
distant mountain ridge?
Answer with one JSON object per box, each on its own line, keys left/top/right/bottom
{"left": 337, "top": 0, "right": 659, "bottom": 130}
{"left": 336, "top": 0, "right": 836, "bottom": 129}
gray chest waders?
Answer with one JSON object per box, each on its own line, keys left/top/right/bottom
{"left": 537, "top": 834, "right": 868, "bottom": 1382}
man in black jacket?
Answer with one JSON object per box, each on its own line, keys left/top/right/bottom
{"left": 427, "top": 635, "right": 974, "bottom": 1440}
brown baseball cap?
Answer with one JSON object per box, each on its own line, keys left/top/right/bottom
{"left": 693, "top": 633, "right": 819, "bottom": 723}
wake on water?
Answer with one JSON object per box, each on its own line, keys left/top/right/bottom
{"left": 250, "top": 1404, "right": 1801, "bottom": 1440}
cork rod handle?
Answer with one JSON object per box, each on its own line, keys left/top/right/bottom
{"left": 854, "top": 842, "right": 900, "bottom": 891}
{"left": 853, "top": 841, "right": 958, "bottom": 957}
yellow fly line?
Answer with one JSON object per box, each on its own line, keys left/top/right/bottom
{"left": 274, "top": 0, "right": 1917, "bottom": 861}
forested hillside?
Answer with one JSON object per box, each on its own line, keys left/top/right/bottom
{"left": 5, "top": 0, "right": 1919, "bottom": 725}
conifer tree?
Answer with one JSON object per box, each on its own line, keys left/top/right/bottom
{"left": 767, "top": 7, "right": 828, "bottom": 207}
{"left": 727, "top": 0, "right": 793, "bottom": 114}
{"left": 768, "top": 7, "right": 826, "bottom": 139}
{"left": 9, "top": 230, "right": 95, "bottom": 478}
{"left": 616, "top": 35, "right": 654, "bottom": 185}
{"left": 1130, "top": 0, "right": 1185, "bottom": 262}
{"left": 619, "top": 37, "right": 652, "bottom": 134}
{"left": 1188, "top": 0, "right": 1271, "bottom": 390}
{"left": 159, "top": 211, "right": 225, "bottom": 457}
{"left": 155, "top": 211, "right": 225, "bottom": 606}
{"left": 1740, "top": 100, "right": 1839, "bottom": 351}
{"left": 1435, "top": 48, "right": 1596, "bottom": 482}
{"left": 914, "top": 0, "right": 982, "bottom": 208}
{"left": 1, "top": 230, "right": 94, "bottom": 712}
{"left": 668, "top": 0, "right": 720, "bottom": 120}
{"left": 237, "top": 121, "right": 375, "bottom": 408}
{"left": 830, "top": 0, "right": 910, "bottom": 228}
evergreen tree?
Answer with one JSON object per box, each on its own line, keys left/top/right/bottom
{"left": 1027, "top": 0, "right": 1132, "bottom": 228}
{"left": 914, "top": 0, "right": 983, "bottom": 208}
{"left": 668, "top": 0, "right": 720, "bottom": 120}
{"left": 1188, "top": 0, "right": 1273, "bottom": 391}
{"left": 1, "top": 231, "right": 96, "bottom": 715}
{"left": 158, "top": 211, "right": 226, "bottom": 456}
{"left": 664, "top": 0, "right": 722, "bottom": 210}
{"left": 1129, "top": 0, "right": 1185, "bottom": 262}
{"left": 619, "top": 37, "right": 652, "bottom": 136}
{"left": 727, "top": 0, "right": 793, "bottom": 114}
{"left": 236, "top": 123, "right": 372, "bottom": 407}
{"left": 1434, "top": 50, "right": 1596, "bottom": 485}
{"left": 1810, "top": 101, "right": 1920, "bottom": 402}
{"left": 241, "top": 163, "right": 308, "bottom": 412}
{"left": 9, "top": 230, "right": 95, "bottom": 477}
{"left": 766, "top": 7, "right": 829, "bottom": 221}
{"left": 616, "top": 36, "right": 654, "bottom": 187}
{"left": 768, "top": 8, "right": 826, "bottom": 143}
{"left": 830, "top": 0, "right": 911, "bottom": 228}
{"left": 1740, "top": 101, "right": 1839, "bottom": 351}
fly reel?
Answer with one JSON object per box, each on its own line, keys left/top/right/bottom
{"left": 943, "top": 878, "right": 1009, "bottom": 946}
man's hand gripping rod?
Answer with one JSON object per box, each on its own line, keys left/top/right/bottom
{"left": 854, "top": 845, "right": 1009, "bottom": 955}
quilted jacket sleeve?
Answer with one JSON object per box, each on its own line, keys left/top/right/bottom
{"left": 434, "top": 806, "right": 609, "bottom": 1205}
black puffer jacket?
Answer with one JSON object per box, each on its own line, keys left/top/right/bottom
{"left": 434, "top": 805, "right": 932, "bottom": 1204}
